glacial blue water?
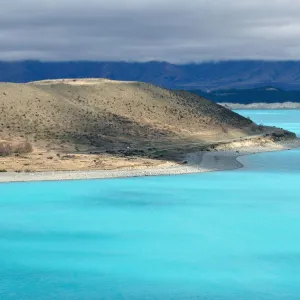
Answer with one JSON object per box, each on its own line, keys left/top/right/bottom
{"left": 1, "top": 110, "right": 300, "bottom": 300}
{"left": 236, "top": 109, "right": 300, "bottom": 136}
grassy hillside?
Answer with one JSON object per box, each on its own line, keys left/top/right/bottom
{"left": 1, "top": 78, "right": 297, "bottom": 172}
{"left": 0, "top": 79, "right": 258, "bottom": 152}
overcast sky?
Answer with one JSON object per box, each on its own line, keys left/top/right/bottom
{"left": 1, "top": 0, "right": 300, "bottom": 62}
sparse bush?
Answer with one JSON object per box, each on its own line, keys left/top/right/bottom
{"left": 0, "top": 140, "right": 33, "bottom": 156}
{"left": 0, "top": 142, "right": 12, "bottom": 156}
{"left": 257, "top": 124, "right": 265, "bottom": 132}
{"left": 221, "top": 125, "right": 228, "bottom": 133}
{"left": 61, "top": 155, "right": 76, "bottom": 160}
{"left": 250, "top": 124, "right": 258, "bottom": 132}
{"left": 14, "top": 141, "right": 33, "bottom": 154}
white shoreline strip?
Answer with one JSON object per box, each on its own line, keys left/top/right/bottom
{"left": 219, "top": 102, "right": 300, "bottom": 109}
{"left": 0, "top": 140, "right": 299, "bottom": 183}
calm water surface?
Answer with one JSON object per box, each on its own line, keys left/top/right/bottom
{"left": 1, "top": 110, "right": 300, "bottom": 300}
{"left": 236, "top": 109, "right": 300, "bottom": 136}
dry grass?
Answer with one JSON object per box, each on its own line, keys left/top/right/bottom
{"left": 0, "top": 140, "right": 33, "bottom": 156}
{"left": 0, "top": 150, "right": 175, "bottom": 172}
{"left": 0, "top": 78, "right": 276, "bottom": 172}
{"left": 0, "top": 79, "right": 256, "bottom": 153}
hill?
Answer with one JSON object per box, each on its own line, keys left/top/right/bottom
{"left": 0, "top": 79, "right": 257, "bottom": 147}
{"left": 0, "top": 79, "right": 294, "bottom": 172}
{"left": 3, "top": 61, "right": 300, "bottom": 90}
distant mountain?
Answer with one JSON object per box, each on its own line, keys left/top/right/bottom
{"left": 3, "top": 60, "right": 300, "bottom": 90}
{"left": 190, "top": 87, "right": 300, "bottom": 104}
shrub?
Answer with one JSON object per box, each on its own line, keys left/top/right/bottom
{"left": 14, "top": 141, "right": 33, "bottom": 154}
{"left": 221, "top": 125, "right": 228, "bottom": 133}
{"left": 0, "top": 142, "right": 12, "bottom": 156}
{"left": 0, "top": 140, "right": 33, "bottom": 157}
{"left": 257, "top": 124, "right": 265, "bottom": 132}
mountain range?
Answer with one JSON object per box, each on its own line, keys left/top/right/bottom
{"left": 2, "top": 60, "right": 300, "bottom": 90}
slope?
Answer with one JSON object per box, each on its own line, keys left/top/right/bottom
{"left": 0, "top": 78, "right": 295, "bottom": 172}
{"left": 0, "top": 78, "right": 258, "bottom": 151}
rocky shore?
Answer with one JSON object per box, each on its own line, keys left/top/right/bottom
{"left": 1, "top": 138, "right": 299, "bottom": 183}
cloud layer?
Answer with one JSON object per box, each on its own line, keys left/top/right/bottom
{"left": 1, "top": 0, "right": 300, "bottom": 61}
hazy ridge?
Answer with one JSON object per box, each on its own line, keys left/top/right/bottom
{"left": 3, "top": 61, "right": 300, "bottom": 90}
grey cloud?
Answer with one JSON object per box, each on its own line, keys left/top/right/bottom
{"left": 1, "top": 0, "right": 300, "bottom": 61}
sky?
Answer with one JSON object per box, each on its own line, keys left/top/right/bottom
{"left": 1, "top": 0, "right": 300, "bottom": 62}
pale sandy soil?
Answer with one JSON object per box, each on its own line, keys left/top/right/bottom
{"left": 0, "top": 131, "right": 291, "bottom": 173}
{"left": 1, "top": 139, "right": 299, "bottom": 183}
{"left": 0, "top": 149, "right": 173, "bottom": 172}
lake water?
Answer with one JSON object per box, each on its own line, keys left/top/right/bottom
{"left": 236, "top": 109, "right": 300, "bottom": 136}
{"left": 1, "top": 110, "right": 300, "bottom": 300}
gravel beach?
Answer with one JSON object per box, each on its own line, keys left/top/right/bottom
{"left": 1, "top": 139, "right": 299, "bottom": 183}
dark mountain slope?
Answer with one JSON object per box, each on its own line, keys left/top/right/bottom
{"left": 2, "top": 61, "right": 300, "bottom": 90}
{"left": 190, "top": 87, "right": 300, "bottom": 104}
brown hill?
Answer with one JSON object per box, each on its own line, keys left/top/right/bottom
{"left": 1, "top": 78, "right": 292, "bottom": 172}
{"left": 0, "top": 78, "right": 258, "bottom": 149}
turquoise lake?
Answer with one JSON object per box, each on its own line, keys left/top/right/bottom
{"left": 237, "top": 109, "right": 300, "bottom": 136}
{"left": 1, "top": 110, "right": 300, "bottom": 300}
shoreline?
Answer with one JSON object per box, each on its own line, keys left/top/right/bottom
{"left": 219, "top": 102, "right": 300, "bottom": 110}
{"left": 1, "top": 139, "right": 299, "bottom": 183}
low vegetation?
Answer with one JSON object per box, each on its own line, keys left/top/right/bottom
{"left": 0, "top": 140, "right": 33, "bottom": 156}
{"left": 1, "top": 79, "right": 295, "bottom": 173}
{"left": 0, "top": 79, "right": 256, "bottom": 153}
